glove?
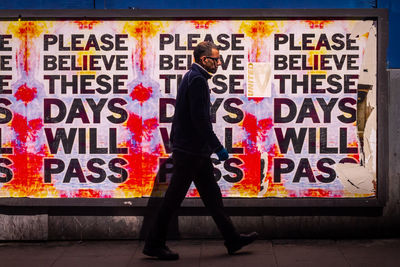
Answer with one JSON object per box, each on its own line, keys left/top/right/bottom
{"left": 216, "top": 147, "right": 229, "bottom": 161}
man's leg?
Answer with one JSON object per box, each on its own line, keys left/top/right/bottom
{"left": 193, "top": 157, "right": 239, "bottom": 243}
{"left": 193, "top": 157, "right": 258, "bottom": 254}
{"left": 145, "top": 151, "right": 194, "bottom": 248}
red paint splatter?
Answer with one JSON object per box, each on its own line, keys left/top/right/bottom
{"left": 14, "top": 83, "right": 37, "bottom": 105}
{"left": 347, "top": 141, "right": 360, "bottom": 163}
{"left": 10, "top": 114, "right": 43, "bottom": 143}
{"left": 9, "top": 22, "right": 45, "bottom": 72}
{"left": 1, "top": 110, "right": 57, "bottom": 197}
{"left": 125, "top": 113, "right": 158, "bottom": 143}
{"left": 304, "top": 20, "right": 333, "bottom": 29}
{"left": 186, "top": 188, "right": 200, "bottom": 197}
{"left": 2, "top": 143, "right": 56, "bottom": 197}
{"left": 247, "top": 97, "right": 264, "bottom": 103}
{"left": 190, "top": 20, "right": 216, "bottom": 29}
{"left": 62, "top": 189, "right": 107, "bottom": 198}
{"left": 130, "top": 83, "right": 153, "bottom": 104}
{"left": 231, "top": 113, "right": 266, "bottom": 196}
{"left": 118, "top": 143, "right": 162, "bottom": 197}
{"left": 258, "top": 117, "right": 273, "bottom": 143}
{"left": 118, "top": 113, "right": 161, "bottom": 196}
{"left": 262, "top": 144, "right": 289, "bottom": 197}
{"left": 125, "top": 22, "right": 161, "bottom": 73}
{"left": 348, "top": 154, "right": 360, "bottom": 162}
{"left": 303, "top": 188, "right": 332, "bottom": 197}
{"left": 73, "top": 21, "right": 100, "bottom": 30}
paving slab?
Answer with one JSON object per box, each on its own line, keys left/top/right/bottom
{"left": 0, "top": 242, "right": 66, "bottom": 267}
{"left": 338, "top": 239, "right": 400, "bottom": 267}
{"left": 199, "top": 240, "right": 276, "bottom": 267}
{"left": 273, "top": 239, "right": 349, "bottom": 267}
{"left": 129, "top": 240, "right": 202, "bottom": 267}
{"left": 52, "top": 241, "right": 138, "bottom": 267}
{"left": 0, "top": 239, "right": 399, "bottom": 267}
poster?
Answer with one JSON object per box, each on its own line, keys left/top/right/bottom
{"left": 0, "top": 19, "right": 377, "bottom": 198}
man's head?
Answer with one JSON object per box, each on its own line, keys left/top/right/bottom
{"left": 193, "top": 41, "right": 221, "bottom": 74}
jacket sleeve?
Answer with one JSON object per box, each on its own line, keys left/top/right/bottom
{"left": 187, "top": 76, "right": 223, "bottom": 152}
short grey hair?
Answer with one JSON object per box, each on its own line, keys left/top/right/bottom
{"left": 193, "top": 41, "right": 218, "bottom": 62}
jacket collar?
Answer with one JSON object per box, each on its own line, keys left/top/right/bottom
{"left": 192, "top": 63, "right": 213, "bottom": 80}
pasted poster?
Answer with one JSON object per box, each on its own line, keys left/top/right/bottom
{"left": 0, "top": 19, "right": 377, "bottom": 198}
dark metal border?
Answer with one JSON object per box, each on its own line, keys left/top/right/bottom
{"left": 0, "top": 9, "right": 389, "bottom": 207}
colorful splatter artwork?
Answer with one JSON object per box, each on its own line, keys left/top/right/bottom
{"left": 0, "top": 20, "right": 377, "bottom": 198}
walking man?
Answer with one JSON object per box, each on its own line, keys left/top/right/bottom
{"left": 143, "top": 41, "right": 258, "bottom": 260}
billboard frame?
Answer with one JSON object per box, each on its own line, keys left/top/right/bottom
{"left": 0, "top": 8, "right": 389, "bottom": 207}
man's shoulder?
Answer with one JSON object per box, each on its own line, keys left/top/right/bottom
{"left": 190, "top": 63, "right": 212, "bottom": 79}
{"left": 186, "top": 66, "right": 208, "bottom": 85}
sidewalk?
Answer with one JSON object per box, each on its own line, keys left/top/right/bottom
{"left": 0, "top": 239, "right": 399, "bottom": 267}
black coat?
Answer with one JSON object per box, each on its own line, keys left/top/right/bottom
{"left": 170, "top": 63, "right": 223, "bottom": 157}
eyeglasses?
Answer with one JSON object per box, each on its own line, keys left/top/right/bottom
{"left": 205, "top": 56, "right": 220, "bottom": 62}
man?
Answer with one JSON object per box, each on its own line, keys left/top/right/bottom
{"left": 143, "top": 41, "right": 258, "bottom": 260}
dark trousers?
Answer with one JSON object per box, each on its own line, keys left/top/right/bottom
{"left": 146, "top": 150, "right": 239, "bottom": 247}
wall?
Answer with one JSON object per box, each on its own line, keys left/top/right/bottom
{"left": 0, "top": 3, "right": 399, "bottom": 240}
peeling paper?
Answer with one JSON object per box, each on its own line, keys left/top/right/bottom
{"left": 334, "top": 21, "right": 377, "bottom": 195}
{"left": 364, "top": 109, "right": 377, "bottom": 176}
{"left": 258, "top": 152, "right": 269, "bottom": 196}
{"left": 335, "top": 163, "right": 375, "bottom": 194}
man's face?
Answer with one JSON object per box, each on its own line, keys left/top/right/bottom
{"left": 200, "top": 48, "right": 221, "bottom": 74}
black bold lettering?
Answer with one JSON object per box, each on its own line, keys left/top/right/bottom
{"left": 275, "top": 127, "right": 307, "bottom": 154}
{"left": 274, "top": 34, "right": 288, "bottom": 50}
{"left": 87, "top": 158, "right": 107, "bottom": 183}
{"left": 108, "top": 158, "right": 128, "bottom": 183}
{"left": 293, "top": 158, "right": 316, "bottom": 183}
{"left": 45, "top": 128, "right": 77, "bottom": 154}
{"left": 159, "top": 98, "right": 176, "bottom": 123}
{"left": 0, "top": 158, "right": 12, "bottom": 183}
{"left": 43, "top": 34, "right": 57, "bottom": 51}
{"left": 274, "top": 98, "right": 296, "bottom": 123}
{"left": 211, "top": 74, "right": 228, "bottom": 94}
{"left": 210, "top": 98, "right": 223, "bottom": 123}
{"left": 338, "top": 97, "right": 357, "bottom": 123}
{"left": 273, "top": 158, "right": 294, "bottom": 183}
{"left": 316, "top": 158, "right": 336, "bottom": 183}
{"left": 160, "top": 55, "right": 173, "bottom": 70}
{"left": 296, "top": 98, "right": 320, "bottom": 123}
{"left": 0, "top": 98, "right": 12, "bottom": 124}
{"left": 109, "top": 128, "right": 128, "bottom": 154}
{"left": 66, "top": 99, "right": 90, "bottom": 124}
{"left": 159, "top": 34, "right": 173, "bottom": 50}
{"left": 340, "top": 128, "right": 358, "bottom": 154}
{"left": 223, "top": 158, "right": 243, "bottom": 183}
{"left": 44, "top": 158, "right": 65, "bottom": 183}
{"left": 225, "top": 128, "right": 244, "bottom": 154}
{"left": 159, "top": 128, "right": 171, "bottom": 154}
{"left": 223, "top": 98, "right": 244, "bottom": 124}
{"left": 64, "top": 159, "right": 86, "bottom": 183}
{"left": 107, "top": 98, "right": 128, "bottom": 124}
{"left": 317, "top": 98, "right": 338, "bottom": 123}
{"left": 320, "top": 128, "right": 338, "bottom": 154}
{"left": 87, "top": 98, "right": 107, "bottom": 123}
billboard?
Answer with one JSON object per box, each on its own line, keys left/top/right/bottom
{"left": 0, "top": 10, "right": 388, "bottom": 204}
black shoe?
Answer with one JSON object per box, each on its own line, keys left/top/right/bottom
{"left": 225, "top": 232, "right": 259, "bottom": 255}
{"left": 143, "top": 245, "right": 180, "bottom": 260}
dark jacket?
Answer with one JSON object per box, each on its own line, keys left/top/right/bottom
{"left": 170, "top": 63, "right": 223, "bottom": 157}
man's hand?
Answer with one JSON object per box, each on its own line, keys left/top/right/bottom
{"left": 216, "top": 147, "right": 229, "bottom": 161}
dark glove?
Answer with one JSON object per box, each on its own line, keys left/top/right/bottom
{"left": 216, "top": 147, "right": 229, "bottom": 161}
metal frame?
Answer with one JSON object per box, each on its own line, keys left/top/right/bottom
{"left": 0, "top": 9, "right": 389, "bottom": 207}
